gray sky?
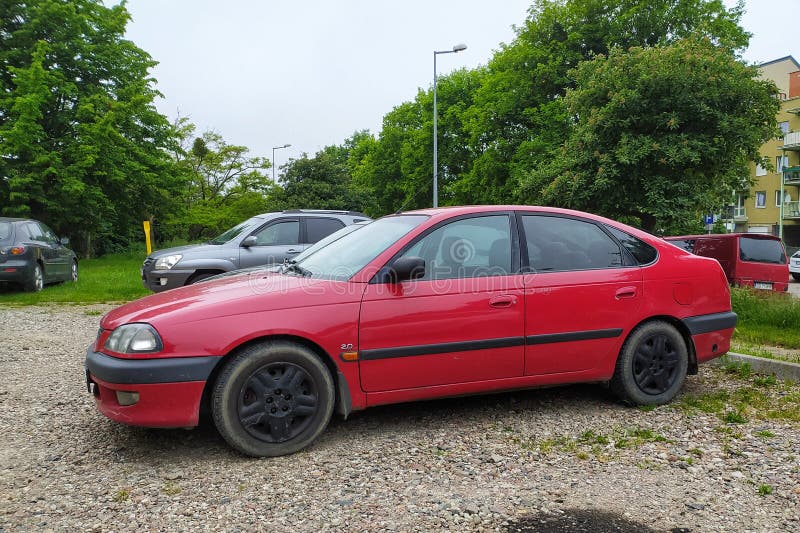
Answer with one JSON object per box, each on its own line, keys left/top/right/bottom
{"left": 123, "top": 0, "right": 799, "bottom": 169}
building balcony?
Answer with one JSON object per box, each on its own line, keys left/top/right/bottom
{"left": 784, "top": 201, "right": 800, "bottom": 219}
{"left": 784, "top": 131, "right": 800, "bottom": 151}
{"left": 784, "top": 166, "right": 800, "bottom": 184}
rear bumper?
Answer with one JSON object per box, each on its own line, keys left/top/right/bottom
{"left": 734, "top": 279, "right": 789, "bottom": 293}
{"left": 0, "top": 259, "right": 33, "bottom": 283}
{"left": 85, "top": 346, "right": 220, "bottom": 428}
{"left": 683, "top": 311, "right": 737, "bottom": 364}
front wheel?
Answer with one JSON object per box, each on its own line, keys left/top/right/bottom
{"left": 212, "top": 341, "right": 335, "bottom": 457}
{"left": 610, "top": 321, "right": 688, "bottom": 406}
{"left": 792, "top": 273, "right": 800, "bottom": 282}
{"left": 69, "top": 260, "right": 78, "bottom": 282}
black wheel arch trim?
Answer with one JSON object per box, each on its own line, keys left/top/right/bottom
{"left": 682, "top": 311, "right": 738, "bottom": 335}
{"left": 85, "top": 346, "right": 219, "bottom": 384}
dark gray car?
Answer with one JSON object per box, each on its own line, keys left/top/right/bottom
{"left": 141, "top": 210, "right": 370, "bottom": 292}
{"left": 0, "top": 217, "right": 78, "bottom": 292}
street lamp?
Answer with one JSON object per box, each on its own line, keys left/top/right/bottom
{"left": 272, "top": 144, "right": 291, "bottom": 182}
{"left": 433, "top": 43, "right": 467, "bottom": 208}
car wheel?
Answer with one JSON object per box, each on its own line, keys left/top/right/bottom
{"left": 212, "top": 341, "right": 335, "bottom": 457}
{"left": 610, "top": 321, "right": 688, "bottom": 406}
{"left": 187, "top": 272, "right": 217, "bottom": 285}
{"left": 792, "top": 273, "right": 800, "bottom": 282}
{"left": 24, "top": 264, "right": 44, "bottom": 292}
{"left": 69, "top": 260, "right": 78, "bottom": 282}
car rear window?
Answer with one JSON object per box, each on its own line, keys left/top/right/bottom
{"left": 0, "top": 222, "right": 12, "bottom": 243}
{"left": 739, "top": 237, "right": 786, "bottom": 264}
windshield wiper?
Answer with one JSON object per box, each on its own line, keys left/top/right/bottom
{"left": 282, "top": 260, "right": 312, "bottom": 277}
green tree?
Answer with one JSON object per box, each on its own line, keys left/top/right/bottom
{"left": 0, "top": 0, "right": 183, "bottom": 255}
{"left": 459, "top": 0, "right": 749, "bottom": 205}
{"left": 271, "top": 132, "right": 373, "bottom": 213}
{"left": 167, "top": 120, "right": 273, "bottom": 240}
{"left": 521, "top": 38, "right": 779, "bottom": 232}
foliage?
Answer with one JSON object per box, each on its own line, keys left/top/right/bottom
{"left": 731, "top": 288, "right": 800, "bottom": 349}
{"left": 271, "top": 131, "right": 374, "bottom": 213}
{"left": 0, "top": 0, "right": 184, "bottom": 256}
{"left": 521, "top": 38, "right": 779, "bottom": 231}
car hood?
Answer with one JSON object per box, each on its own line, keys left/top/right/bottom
{"left": 101, "top": 272, "right": 338, "bottom": 329}
{"left": 149, "top": 243, "right": 233, "bottom": 259}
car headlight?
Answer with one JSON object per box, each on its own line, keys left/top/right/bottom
{"left": 155, "top": 254, "right": 182, "bottom": 270}
{"left": 104, "top": 323, "right": 162, "bottom": 353}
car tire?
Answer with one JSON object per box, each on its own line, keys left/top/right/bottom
{"left": 212, "top": 340, "right": 335, "bottom": 457}
{"left": 69, "top": 260, "right": 78, "bottom": 282}
{"left": 610, "top": 321, "right": 688, "bottom": 406}
{"left": 792, "top": 273, "right": 800, "bottom": 282}
{"left": 187, "top": 272, "right": 218, "bottom": 285}
{"left": 24, "top": 264, "right": 44, "bottom": 292}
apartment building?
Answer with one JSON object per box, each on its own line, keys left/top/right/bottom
{"left": 731, "top": 56, "right": 800, "bottom": 247}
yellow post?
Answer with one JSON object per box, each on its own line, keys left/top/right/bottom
{"left": 143, "top": 221, "right": 152, "bottom": 254}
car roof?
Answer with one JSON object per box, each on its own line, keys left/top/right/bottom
{"left": 251, "top": 210, "right": 370, "bottom": 220}
{"left": 0, "top": 217, "right": 29, "bottom": 223}
{"left": 666, "top": 233, "right": 782, "bottom": 241}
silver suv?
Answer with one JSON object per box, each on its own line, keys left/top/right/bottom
{"left": 141, "top": 210, "right": 369, "bottom": 292}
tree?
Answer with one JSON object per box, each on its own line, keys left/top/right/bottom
{"left": 167, "top": 119, "right": 273, "bottom": 240}
{"left": 520, "top": 38, "right": 779, "bottom": 232}
{"left": 0, "top": 0, "right": 183, "bottom": 255}
{"left": 271, "top": 132, "right": 373, "bottom": 213}
{"left": 459, "top": 0, "right": 750, "bottom": 205}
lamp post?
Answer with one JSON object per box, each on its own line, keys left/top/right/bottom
{"left": 272, "top": 144, "right": 291, "bottom": 182}
{"left": 433, "top": 43, "right": 467, "bottom": 208}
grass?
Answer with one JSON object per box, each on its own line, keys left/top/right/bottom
{"left": 758, "top": 484, "right": 773, "bottom": 496}
{"left": 678, "top": 382, "right": 800, "bottom": 423}
{"left": 731, "top": 288, "right": 800, "bottom": 349}
{"left": 510, "top": 425, "right": 670, "bottom": 459}
{"left": 0, "top": 252, "right": 149, "bottom": 305}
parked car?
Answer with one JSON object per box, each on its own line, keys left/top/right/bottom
{"left": 664, "top": 233, "right": 788, "bottom": 292}
{"left": 789, "top": 250, "right": 800, "bottom": 281}
{"left": 0, "top": 217, "right": 77, "bottom": 292}
{"left": 86, "top": 206, "right": 736, "bottom": 457}
{"left": 200, "top": 220, "right": 370, "bottom": 282}
{"left": 141, "top": 210, "right": 370, "bottom": 292}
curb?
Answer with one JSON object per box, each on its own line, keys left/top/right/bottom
{"left": 710, "top": 352, "right": 800, "bottom": 381}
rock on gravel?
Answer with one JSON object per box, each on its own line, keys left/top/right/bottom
{"left": 1, "top": 305, "right": 799, "bottom": 532}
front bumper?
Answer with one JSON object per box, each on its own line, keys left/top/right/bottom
{"left": 85, "top": 346, "right": 220, "bottom": 428}
{"left": 141, "top": 267, "right": 195, "bottom": 292}
{"left": 790, "top": 258, "right": 800, "bottom": 274}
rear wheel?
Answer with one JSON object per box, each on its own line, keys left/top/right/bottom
{"left": 24, "top": 264, "right": 44, "bottom": 292}
{"left": 610, "top": 321, "right": 688, "bottom": 406}
{"left": 212, "top": 341, "right": 334, "bottom": 457}
{"left": 69, "top": 260, "right": 78, "bottom": 282}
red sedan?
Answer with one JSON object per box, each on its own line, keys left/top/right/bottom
{"left": 85, "top": 206, "right": 736, "bottom": 457}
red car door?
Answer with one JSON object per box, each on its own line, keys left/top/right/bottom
{"left": 358, "top": 213, "right": 525, "bottom": 392}
{"left": 519, "top": 214, "right": 642, "bottom": 375}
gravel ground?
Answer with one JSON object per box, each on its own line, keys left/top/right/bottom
{"left": 1, "top": 305, "right": 799, "bottom": 532}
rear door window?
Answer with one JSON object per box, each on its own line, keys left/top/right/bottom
{"left": 521, "top": 215, "right": 623, "bottom": 271}
{"left": 739, "top": 237, "right": 786, "bottom": 264}
{"left": 305, "top": 217, "right": 345, "bottom": 243}
{"left": 0, "top": 222, "right": 12, "bottom": 243}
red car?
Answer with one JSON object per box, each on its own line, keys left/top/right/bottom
{"left": 664, "top": 233, "right": 789, "bottom": 293}
{"left": 85, "top": 206, "right": 736, "bottom": 457}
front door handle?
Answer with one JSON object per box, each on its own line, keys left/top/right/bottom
{"left": 286, "top": 249, "right": 300, "bottom": 255}
{"left": 489, "top": 295, "right": 517, "bottom": 308}
{"left": 615, "top": 286, "right": 637, "bottom": 299}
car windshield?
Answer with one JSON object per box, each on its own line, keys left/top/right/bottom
{"left": 739, "top": 237, "right": 786, "bottom": 264}
{"left": 209, "top": 217, "right": 260, "bottom": 245}
{"left": 0, "top": 222, "right": 12, "bottom": 243}
{"left": 291, "top": 222, "right": 368, "bottom": 263}
{"left": 292, "top": 215, "right": 428, "bottom": 280}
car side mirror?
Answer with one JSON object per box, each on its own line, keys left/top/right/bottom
{"left": 241, "top": 235, "right": 257, "bottom": 248}
{"left": 386, "top": 256, "right": 425, "bottom": 283}
{"left": 59, "top": 237, "right": 70, "bottom": 245}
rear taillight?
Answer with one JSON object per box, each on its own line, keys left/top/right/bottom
{"left": 9, "top": 246, "right": 25, "bottom": 255}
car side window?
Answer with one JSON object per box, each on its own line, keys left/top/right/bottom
{"left": 521, "top": 215, "right": 623, "bottom": 272}
{"left": 606, "top": 226, "right": 659, "bottom": 264}
{"left": 25, "top": 222, "right": 46, "bottom": 242}
{"left": 305, "top": 217, "right": 345, "bottom": 243}
{"left": 38, "top": 223, "right": 58, "bottom": 244}
{"left": 252, "top": 221, "right": 299, "bottom": 246}
{"left": 396, "top": 215, "right": 512, "bottom": 280}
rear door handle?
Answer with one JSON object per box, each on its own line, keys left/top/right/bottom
{"left": 615, "top": 286, "right": 637, "bottom": 299}
{"left": 489, "top": 295, "right": 517, "bottom": 308}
